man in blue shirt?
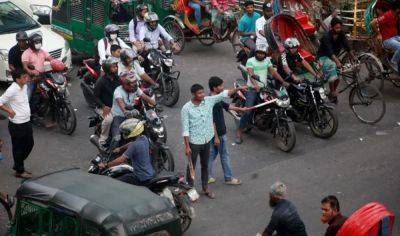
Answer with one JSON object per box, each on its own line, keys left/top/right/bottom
{"left": 238, "top": 1, "right": 261, "bottom": 53}
{"left": 181, "top": 83, "right": 244, "bottom": 199}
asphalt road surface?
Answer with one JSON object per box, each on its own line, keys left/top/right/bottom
{"left": 1, "top": 41, "right": 400, "bottom": 235}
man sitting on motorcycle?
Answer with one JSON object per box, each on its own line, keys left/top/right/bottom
{"left": 277, "top": 38, "right": 320, "bottom": 84}
{"left": 97, "top": 24, "right": 130, "bottom": 65}
{"left": 110, "top": 72, "right": 156, "bottom": 139}
{"left": 129, "top": 4, "right": 148, "bottom": 51}
{"left": 255, "top": 2, "right": 273, "bottom": 47}
{"left": 99, "top": 118, "right": 156, "bottom": 186}
{"left": 236, "top": 44, "right": 288, "bottom": 144}
{"left": 118, "top": 48, "right": 159, "bottom": 88}
{"left": 238, "top": 1, "right": 261, "bottom": 56}
{"left": 210, "top": 0, "right": 237, "bottom": 40}
{"left": 93, "top": 57, "right": 120, "bottom": 151}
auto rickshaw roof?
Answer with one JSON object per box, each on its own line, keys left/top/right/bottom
{"left": 16, "top": 168, "right": 179, "bottom": 235}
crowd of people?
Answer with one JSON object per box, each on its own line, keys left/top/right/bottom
{"left": 0, "top": 0, "right": 398, "bottom": 235}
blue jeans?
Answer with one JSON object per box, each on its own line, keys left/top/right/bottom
{"left": 239, "top": 90, "right": 257, "bottom": 129}
{"left": 208, "top": 135, "right": 233, "bottom": 181}
{"left": 189, "top": 0, "right": 203, "bottom": 26}
{"left": 383, "top": 35, "right": 400, "bottom": 66}
{"left": 27, "top": 81, "right": 36, "bottom": 100}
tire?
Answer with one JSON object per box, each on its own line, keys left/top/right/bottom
{"left": 309, "top": 107, "right": 338, "bottom": 139}
{"left": 197, "top": 27, "right": 216, "bottom": 46}
{"left": 154, "top": 148, "right": 175, "bottom": 174}
{"left": 174, "top": 194, "right": 192, "bottom": 233}
{"left": 349, "top": 83, "right": 386, "bottom": 124}
{"left": 164, "top": 20, "right": 185, "bottom": 54}
{"left": 161, "top": 79, "right": 180, "bottom": 107}
{"left": 57, "top": 103, "right": 77, "bottom": 135}
{"left": 274, "top": 119, "right": 296, "bottom": 152}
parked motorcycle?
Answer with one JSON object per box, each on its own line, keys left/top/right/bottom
{"left": 78, "top": 59, "right": 100, "bottom": 108}
{"left": 287, "top": 79, "right": 338, "bottom": 138}
{"left": 88, "top": 155, "right": 197, "bottom": 233}
{"left": 28, "top": 63, "right": 77, "bottom": 135}
{"left": 230, "top": 65, "right": 296, "bottom": 152}
{"left": 146, "top": 48, "right": 180, "bottom": 107}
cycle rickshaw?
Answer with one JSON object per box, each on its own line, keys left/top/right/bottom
{"left": 265, "top": 13, "right": 386, "bottom": 124}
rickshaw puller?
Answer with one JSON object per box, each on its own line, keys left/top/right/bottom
{"left": 129, "top": 4, "right": 148, "bottom": 51}
{"left": 255, "top": 2, "right": 273, "bottom": 47}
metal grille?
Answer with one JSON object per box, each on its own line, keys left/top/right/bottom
{"left": 92, "top": 0, "right": 105, "bottom": 26}
{"left": 50, "top": 49, "right": 62, "bottom": 59}
{"left": 118, "top": 24, "right": 130, "bottom": 45}
{"left": 71, "top": 0, "right": 84, "bottom": 21}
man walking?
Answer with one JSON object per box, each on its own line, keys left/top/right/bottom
{"left": 208, "top": 76, "right": 246, "bottom": 185}
{"left": 181, "top": 83, "right": 242, "bottom": 199}
{"left": 320, "top": 195, "right": 347, "bottom": 236}
{"left": 0, "top": 69, "right": 34, "bottom": 179}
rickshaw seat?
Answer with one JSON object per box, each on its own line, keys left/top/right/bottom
{"left": 294, "top": 13, "right": 315, "bottom": 35}
{"left": 298, "top": 48, "right": 315, "bottom": 62}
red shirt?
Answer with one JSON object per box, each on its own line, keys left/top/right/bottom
{"left": 378, "top": 10, "right": 398, "bottom": 41}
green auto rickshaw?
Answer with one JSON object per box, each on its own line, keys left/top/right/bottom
{"left": 2, "top": 168, "right": 182, "bottom": 235}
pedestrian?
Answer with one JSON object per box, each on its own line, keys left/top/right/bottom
{"left": 320, "top": 195, "right": 347, "bottom": 236}
{"left": 0, "top": 69, "right": 34, "bottom": 179}
{"left": 8, "top": 31, "right": 29, "bottom": 72}
{"left": 258, "top": 181, "right": 308, "bottom": 236}
{"left": 207, "top": 76, "right": 247, "bottom": 185}
{"left": 181, "top": 83, "right": 242, "bottom": 199}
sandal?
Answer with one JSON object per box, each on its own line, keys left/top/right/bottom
{"left": 203, "top": 190, "right": 216, "bottom": 199}
{"left": 235, "top": 137, "right": 243, "bottom": 144}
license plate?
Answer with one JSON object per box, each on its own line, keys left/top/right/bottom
{"left": 187, "top": 189, "right": 200, "bottom": 202}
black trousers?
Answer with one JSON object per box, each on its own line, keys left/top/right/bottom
{"left": 187, "top": 142, "right": 211, "bottom": 190}
{"left": 8, "top": 121, "right": 34, "bottom": 173}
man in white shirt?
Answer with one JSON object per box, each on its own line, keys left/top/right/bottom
{"left": 0, "top": 69, "right": 34, "bottom": 179}
{"left": 129, "top": 4, "right": 148, "bottom": 51}
{"left": 255, "top": 2, "right": 273, "bottom": 47}
{"left": 98, "top": 24, "right": 130, "bottom": 65}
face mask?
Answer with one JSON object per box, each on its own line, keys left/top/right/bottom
{"left": 34, "top": 43, "right": 42, "bottom": 50}
{"left": 110, "top": 34, "right": 118, "bottom": 40}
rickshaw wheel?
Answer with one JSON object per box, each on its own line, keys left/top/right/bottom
{"left": 164, "top": 20, "right": 185, "bottom": 54}
{"left": 197, "top": 27, "right": 215, "bottom": 46}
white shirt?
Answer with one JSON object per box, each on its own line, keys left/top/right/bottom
{"left": 118, "top": 60, "right": 145, "bottom": 80}
{"left": 128, "top": 18, "right": 146, "bottom": 42}
{"left": 139, "top": 25, "right": 174, "bottom": 49}
{"left": 97, "top": 37, "right": 130, "bottom": 65}
{"left": 255, "top": 16, "right": 268, "bottom": 47}
{"left": 0, "top": 82, "right": 30, "bottom": 124}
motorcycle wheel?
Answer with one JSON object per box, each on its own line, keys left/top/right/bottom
{"left": 309, "top": 107, "right": 338, "bottom": 139}
{"left": 161, "top": 79, "right": 180, "bottom": 107}
{"left": 80, "top": 81, "right": 96, "bottom": 108}
{"left": 57, "top": 103, "right": 77, "bottom": 135}
{"left": 154, "top": 148, "right": 175, "bottom": 174}
{"left": 174, "top": 194, "right": 192, "bottom": 233}
{"left": 274, "top": 119, "right": 296, "bottom": 152}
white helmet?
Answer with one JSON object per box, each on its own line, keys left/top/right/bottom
{"left": 255, "top": 44, "right": 268, "bottom": 54}
{"left": 144, "top": 12, "right": 159, "bottom": 31}
{"left": 284, "top": 37, "right": 300, "bottom": 49}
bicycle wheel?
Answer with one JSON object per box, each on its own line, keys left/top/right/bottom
{"left": 358, "top": 53, "right": 385, "bottom": 91}
{"left": 349, "top": 83, "right": 386, "bottom": 124}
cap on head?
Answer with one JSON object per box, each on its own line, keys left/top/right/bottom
{"left": 270, "top": 181, "right": 287, "bottom": 198}
{"left": 263, "top": 2, "right": 272, "bottom": 11}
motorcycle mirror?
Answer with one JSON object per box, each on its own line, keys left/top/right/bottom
{"left": 27, "top": 64, "right": 35, "bottom": 70}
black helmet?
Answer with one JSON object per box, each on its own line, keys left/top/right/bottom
{"left": 120, "top": 48, "right": 138, "bottom": 65}
{"left": 102, "top": 57, "right": 119, "bottom": 75}
{"left": 16, "top": 31, "right": 28, "bottom": 41}
{"left": 28, "top": 33, "right": 43, "bottom": 50}
{"left": 136, "top": 4, "right": 148, "bottom": 13}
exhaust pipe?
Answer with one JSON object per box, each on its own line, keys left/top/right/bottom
{"left": 89, "top": 134, "right": 100, "bottom": 149}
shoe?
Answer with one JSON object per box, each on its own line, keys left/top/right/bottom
{"left": 202, "top": 189, "right": 216, "bottom": 199}
{"left": 208, "top": 177, "right": 216, "bottom": 184}
{"left": 225, "top": 178, "right": 242, "bottom": 185}
{"left": 15, "top": 172, "right": 32, "bottom": 179}
{"left": 235, "top": 137, "right": 243, "bottom": 144}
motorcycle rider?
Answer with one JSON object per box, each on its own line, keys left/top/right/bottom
{"left": 129, "top": 4, "right": 148, "bottom": 51}
{"left": 98, "top": 118, "right": 156, "bottom": 186}
{"left": 93, "top": 57, "right": 120, "bottom": 150}
{"left": 118, "top": 48, "right": 159, "bottom": 87}
{"left": 277, "top": 38, "right": 320, "bottom": 84}
{"left": 235, "top": 44, "right": 287, "bottom": 144}
{"left": 110, "top": 72, "right": 156, "bottom": 139}
{"left": 8, "top": 31, "right": 29, "bottom": 72}
{"left": 97, "top": 24, "right": 130, "bottom": 65}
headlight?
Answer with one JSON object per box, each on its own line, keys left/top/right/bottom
{"left": 276, "top": 98, "right": 290, "bottom": 108}
{"left": 30, "top": 4, "right": 52, "bottom": 15}
{"left": 163, "top": 58, "right": 173, "bottom": 67}
{"left": 318, "top": 88, "right": 326, "bottom": 100}
{"left": 153, "top": 126, "right": 164, "bottom": 134}
{"left": 0, "top": 49, "right": 8, "bottom": 61}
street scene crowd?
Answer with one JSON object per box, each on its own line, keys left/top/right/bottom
{"left": 0, "top": 0, "right": 399, "bottom": 235}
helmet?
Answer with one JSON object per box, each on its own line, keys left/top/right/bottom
{"left": 102, "top": 57, "right": 119, "bottom": 74}
{"left": 255, "top": 43, "right": 268, "bottom": 54}
{"left": 119, "top": 118, "right": 145, "bottom": 139}
{"left": 16, "top": 31, "right": 28, "bottom": 41}
{"left": 144, "top": 12, "right": 159, "bottom": 31}
{"left": 104, "top": 24, "right": 119, "bottom": 38}
{"left": 136, "top": 4, "right": 148, "bottom": 13}
{"left": 284, "top": 37, "right": 300, "bottom": 49}
{"left": 28, "top": 33, "right": 43, "bottom": 50}
{"left": 120, "top": 71, "right": 137, "bottom": 83}
{"left": 120, "top": 48, "right": 138, "bottom": 64}
{"left": 50, "top": 59, "right": 65, "bottom": 72}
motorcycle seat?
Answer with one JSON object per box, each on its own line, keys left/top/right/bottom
{"left": 147, "top": 172, "right": 178, "bottom": 184}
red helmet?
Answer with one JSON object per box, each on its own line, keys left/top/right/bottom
{"left": 50, "top": 59, "right": 65, "bottom": 72}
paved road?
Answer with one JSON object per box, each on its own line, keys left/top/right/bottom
{"left": 1, "top": 41, "right": 400, "bottom": 235}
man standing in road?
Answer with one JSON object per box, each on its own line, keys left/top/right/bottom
{"left": 259, "top": 182, "right": 308, "bottom": 236}
{"left": 0, "top": 69, "right": 34, "bottom": 179}
{"left": 321, "top": 195, "right": 348, "bottom": 236}
{"left": 181, "top": 83, "right": 241, "bottom": 199}
{"left": 208, "top": 77, "right": 247, "bottom": 185}
{"left": 8, "top": 31, "right": 29, "bottom": 72}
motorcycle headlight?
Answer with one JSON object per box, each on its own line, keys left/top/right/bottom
{"left": 317, "top": 87, "right": 326, "bottom": 100}
{"left": 163, "top": 58, "right": 173, "bottom": 67}
{"left": 276, "top": 98, "right": 290, "bottom": 108}
{"left": 153, "top": 126, "right": 164, "bottom": 135}
{"left": 0, "top": 49, "right": 8, "bottom": 61}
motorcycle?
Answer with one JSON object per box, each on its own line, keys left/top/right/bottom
{"left": 146, "top": 48, "right": 180, "bottom": 107}
{"left": 78, "top": 59, "right": 100, "bottom": 108}
{"left": 28, "top": 64, "right": 77, "bottom": 135}
{"left": 230, "top": 65, "right": 296, "bottom": 152}
{"left": 287, "top": 79, "right": 339, "bottom": 138}
{"left": 88, "top": 155, "right": 197, "bottom": 233}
